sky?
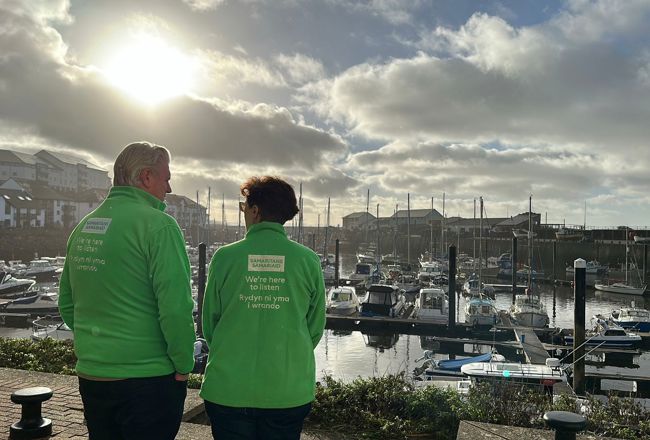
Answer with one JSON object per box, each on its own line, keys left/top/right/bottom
{"left": 2, "top": 0, "right": 650, "bottom": 228}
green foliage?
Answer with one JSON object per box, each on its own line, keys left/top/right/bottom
{"left": 0, "top": 337, "right": 76, "bottom": 374}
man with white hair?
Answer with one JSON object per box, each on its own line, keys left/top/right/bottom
{"left": 58, "top": 141, "right": 196, "bottom": 440}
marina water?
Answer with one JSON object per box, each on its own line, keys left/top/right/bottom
{"left": 314, "top": 253, "right": 650, "bottom": 395}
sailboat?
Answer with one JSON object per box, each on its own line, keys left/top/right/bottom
{"left": 595, "top": 228, "right": 646, "bottom": 295}
{"left": 510, "top": 196, "right": 550, "bottom": 327}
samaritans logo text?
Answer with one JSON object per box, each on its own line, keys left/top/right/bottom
{"left": 248, "top": 255, "right": 285, "bottom": 272}
{"left": 82, "top": 218, "right": 112, "bottom": 234}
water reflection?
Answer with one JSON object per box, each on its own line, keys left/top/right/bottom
{"left": 363, "top": 332, "right": 399, "bottom": 351}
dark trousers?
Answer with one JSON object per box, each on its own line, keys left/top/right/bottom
{"left": 204, "top": 400, "right": 311, "bottom": 440}
{"left": 78, "top": 374, "right": 187, "bottom": 440}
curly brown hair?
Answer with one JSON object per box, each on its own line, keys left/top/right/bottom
{"left": 240, "top": 176, "right": 299, "bottom": 224}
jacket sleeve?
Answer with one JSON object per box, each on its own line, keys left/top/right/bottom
{"left": 306, "top": 254, "right": 326, "bottom": 348}
{"left": 202, "top": 253, "right": 223, "bottom": 347}
{"left": 149, "top": 224, "right": 196, "bottom": 374}
{"left": 58, "top": 258, "right": 74, "bottom": 330}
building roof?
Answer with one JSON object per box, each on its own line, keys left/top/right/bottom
{"left": 343, "top": 211, "right": 376, "bottom": 219}
{"left": 0, "top": 150, "right": 50, "bottom": 166}
{"left": 393, "top": 209, "right": 443, "bottom": 219}
{"left": 35, "top": 150, "right": 106, "bottom": 172}
{"left": 166, "top": 193, "right": 205, "bottom": 209}
{"left": 494, "top": 213, "right": 539, "bottom": 227}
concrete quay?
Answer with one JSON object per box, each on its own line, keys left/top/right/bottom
{"left": 456, "top": 420, "right": 618, "bottom": 439}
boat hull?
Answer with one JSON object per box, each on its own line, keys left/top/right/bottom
{"left": 514, "top": 312, "right": 549, "bottom": 328}
{"left": 594, "top": 283, "right": 646, "bottom": 295}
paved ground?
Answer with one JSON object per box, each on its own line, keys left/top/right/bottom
{"left": 0, "top": 367, "right": 328, "bottom": 439}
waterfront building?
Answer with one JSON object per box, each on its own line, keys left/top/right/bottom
{"left": 342, "top": 211, "right": 376, "bottom": 231}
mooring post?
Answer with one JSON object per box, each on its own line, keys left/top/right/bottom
{"left": 552, "top": 241, "right": 557, "bottom": 282}
{"left": 448, "top": 244, "right": 456, "bottom": 329}
{"left": 511, "top": 236, "right": 517, "bottom": 304}
{"left": 643, "top": 243, "right": 648, "bottom": 286}
{"left": 573, "top": 258, "right": 586, "bottom": 396}
{"left": 196, "top": 242, "right": 206, "bottom": 337}
{"left": 335, "top": 239, "right": 340, "bottom": 287}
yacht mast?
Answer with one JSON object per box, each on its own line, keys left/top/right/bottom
{"left": 430, "top": 197, "right": 434, "bottom": 262}
{"left": 528, "top": 195, "right": 533, "bottom": 290}
{"left": 479, "top": 196, "right": 483, "bottom": 284}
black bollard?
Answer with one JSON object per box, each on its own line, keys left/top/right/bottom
{"left": 196, "top": 242, "right": 207, "bottom": 337}
{"left": 511, "top": 236, "right": 517, "bottom": 304}
{"left": 573, "top": 258, "right": 586, "bottom": 396}
{"left": 543, "top": 411, "right": 587, "bottom": 440}
{"left": 448, "top": 245, "right": 456, "bottom": 329}
{"left": 552, "top": 241, "right": 557, "bottom": 283}
{"left": 10, "top": 387, "right": 53, "bottom": 440}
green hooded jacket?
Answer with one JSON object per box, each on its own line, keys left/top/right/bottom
{"left": 58, "top": 186, "right": 196, "bottom": 378}
{"left": 200, "top": 222, "right": 326, "bottom": 408}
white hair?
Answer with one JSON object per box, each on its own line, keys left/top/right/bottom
{"left": 113, "top": 141, "right": 171, "bottom": 187}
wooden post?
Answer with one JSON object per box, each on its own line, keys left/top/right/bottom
{"left": 196, "top": 242, "right": 207, "bottom": 337}
{"left": 448, "top": 245, "right": 456, "bottom": 329}
{"left": 511, "top": 236, "right": 517, "bottom": 304}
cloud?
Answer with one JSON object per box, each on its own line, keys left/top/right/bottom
{"left": 274, "top": 53, "right": 326, "bottom": 85}
{"left": 0, "top": 1, "right": 347, "bottom": 170}
{"left": 328, "top": 0, "right": 423, "bottom": 25}
{"left": 196, "top": 49, "right": 287, "bottom": 89}
{"left": 182, "top": 0, "right": 225, "bottom": 12}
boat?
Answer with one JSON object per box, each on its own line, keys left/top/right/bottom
{"left": 461, "top": 358, "right": 567, "bottom": 387}
{"left": 595, "top": 227, "right": 646, "bottom": 295}
{"left": 414, "top": 287, "right": 448, "bottom": 323}
{"left": 31, "top": 316, "right": 73, "bottom": 341}
{"left": 633, "top": 235, "right": 650, "bottom": 244}
{"left": 322, "top": 265, "right": 336, "bottom": 282}
{"left": 555, "top": 227, "right": 584, "bottom": 241}
{"left": 17, "top": 259, "right": 58, "bottom": 281}
{"left": 359, "top": 284, "right": 406, "bottom": 318}
{"left": 356, "top": 252, "right": 376, "bottom": 264}
{"left": 326, "top": 286, "right": 360, "bottom": 315}
{"left": 510, "top": 290, "right": 550, "bottom": 327}
{"left": 413, "top": 350, "right": 506, "bottom": 379}
{"left": 0, "top": 291, "right": 60, "bottom": 315}
{"left": 417, "top": 261, "right": 443, "bottom": 283}
{"left": 464, "top": 296, "right": 498, "bottom": 327}
{"left": 563, "top": 316, "right": 641, "bottom": 348}
{"left": 0, "top": 271, "right": 36, "bottom": 297}
{"left": 566, "top": 260, "right": 608, "bottom": 275}
{"left": 611, "top": 303, "right": 650, "bottom": 332}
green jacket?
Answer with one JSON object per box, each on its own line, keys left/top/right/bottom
{"left": 200, "top": 222, "right": 326, "bottom": 408}
{"left": 58, "top": 186, "right": 196, "bottom": 378}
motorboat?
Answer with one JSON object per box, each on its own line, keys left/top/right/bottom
{"left": 413, "top": 350, "right": 506, "bottom": 379}
{"left": 31, "top": 316, "right": 73, "bottom": 341}
{"left": 566, "top": 260, "right": 608, "bottom": 276}
{"left": 464, "top": 296, "right": 498, "bottom": 327}
{"left": 462, "top": 274, "right": 495, "bottom": 298}
{"left": 414, "top": 287, "right": 448, "bottom": 323}
{"left": 461, "top": 358, "right": 567, "bottom": 387}
{"left": 356, "top": 252, "right": 376, "bottom": 264}
{"left": 359, "top": 284, "right": 406, "bottom": 318}
{"left": 326, "top": 286, "right": 360, "bottom": 315}
{"left": 633, "top": 235, "right": 650, "bottom": 244}
{"left": 510, "top": 290, "right": 549, "bottom": 328}
{"left": 322, "top": 265, "right": 336, "bottom": 282}
{"left": 611, "top": 304, "right": 650, "bottom": 332}
{"left": 563, "top": 316, "right": 641, "bottom": 348}
{"left": 555, "top": 227, "right": 583, "bottom": 241}
{"left": 349, "top": 262, "right": 372, "bottom": 284}
{"left": 17, "top": 259, "right": 58, "bottom": 281}
{"left": 0, "top": 271, "right": 36, "bottom": 297}
{"left": 418, "top": 261, "right": 443, "bottom": 283}
{"left": 0, "top": 291, "right": 60, "bottom": 315}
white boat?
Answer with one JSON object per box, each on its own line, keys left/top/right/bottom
{"left": 322, "top": 265, "right": 336, "bottom": 282}
{"left": 464, "top": 296, "right": 498, "bottom": 326}
{"left": 359, "top": 284, "right": 405, "bottom": 318}
{"left": 555, "top": 227, "right": 583, "bottom": 241}
{"left": 510, "top": 291, "right": 549, "bottom": 328}
{"left": 563, "top": 317, "right": 641, "bottom": 348}
{"left": 461, "top": 358, "right": 567, "bottom": 386}
{"left": 566, "top": 260, "right": 608, "bottom": 275}
{"left": 415, "top": 287, "right": 448, "bottom": 323}
{"left": 595, "top": 227, "right": 645, "bottom": 295}
{"left": 611, "top": 303, "right": 650, "bottom": 332}
{"left": 356, "top": 252, "right": 376, "bottom": 264}
{"left": 413, "top": 350, "right": 505, "bottom": 379}
{"left": 326, "top": 286, "right": 360, "bottom": 315}
{"left": 417, "top": 261, "right": 443, "bottom": 283}
{"left": 348, "top": 262, "right": 372, "bottom": 283}
{"left": 0, "top": 271, "right": 36, "bottom": 297}
{"left": 633, "top": 235, "right": 650, "bottom": 244}
{"left": 31, "top": 316, "right": 73, "bottom": 341}
{"left": 594, "top": 282, "right": 645, "bottom": 295}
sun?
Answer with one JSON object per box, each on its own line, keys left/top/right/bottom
{"left": 103, "top": 35, "right": 196, "bottom": 105}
